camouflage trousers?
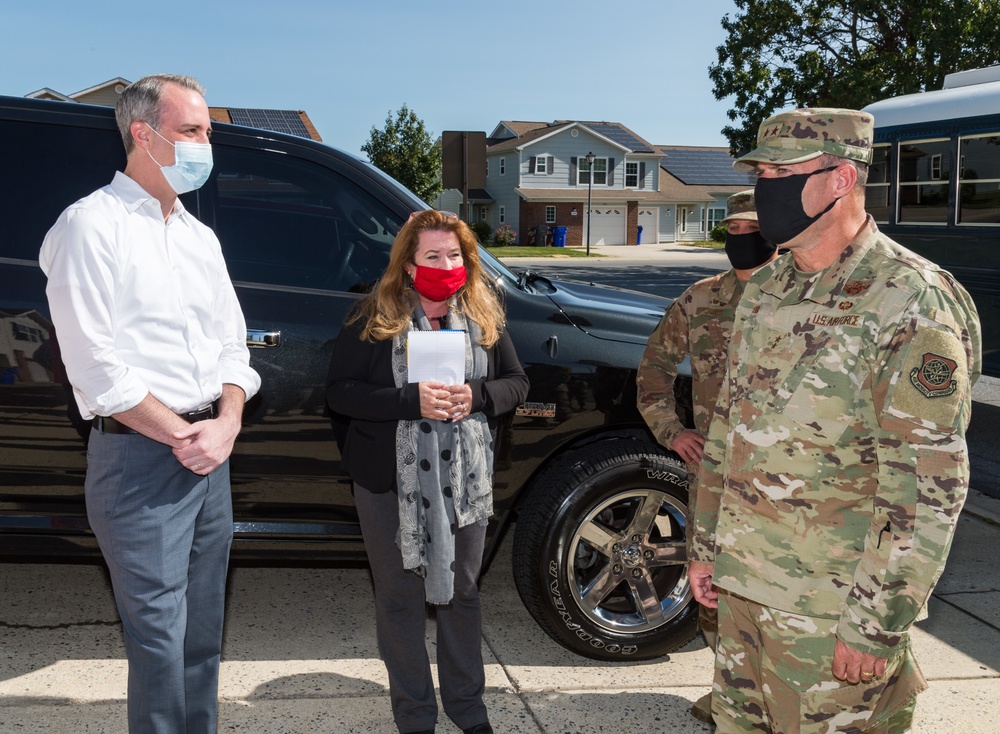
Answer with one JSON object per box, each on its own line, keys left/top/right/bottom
{"left": 713, "top": 591, "right": 926, "bottom": 734}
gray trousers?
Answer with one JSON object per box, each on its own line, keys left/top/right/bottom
{"left": 355, "top": 484, "right": 489, "bottom": 733}
{"left": 86, "top": 430, "right": 233, "bottom": 733}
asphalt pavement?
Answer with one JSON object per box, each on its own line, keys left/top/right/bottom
{"left": 1, "top": 242, "right": 997, "bottom": 733}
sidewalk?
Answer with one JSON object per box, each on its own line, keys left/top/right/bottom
{"left": 519, "top": 241, "right": 717, "bottom": 262}
{"left": 1, "top": 492, "right": 998, "bottom": 732}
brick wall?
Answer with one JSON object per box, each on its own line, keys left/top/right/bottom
{"left": 519, "top": 201, "right": 587, "bottom": 246}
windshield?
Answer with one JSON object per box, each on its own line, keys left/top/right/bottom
{"left": 477, "top": 245, "right": 521, "bottom": 285}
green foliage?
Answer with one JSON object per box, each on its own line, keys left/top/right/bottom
{"left": 710, "top": 0, "right": 1000, "bottom": 153}
{"left": 493, "top": 224, "right": 517, "bottom": 247}
{"left": 361, "top": 104, "right": 442, "bottom": 203}
{"left": 710, "top": 224, "right": 727, "bottom": 243}
{"left": 469, "top": 220, "right": 493, "bottom": 244}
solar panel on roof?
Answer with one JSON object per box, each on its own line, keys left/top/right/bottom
{"left": 229, "top": 108, "right": 312, "bottom": 139}
{"left": 586, "top": 123, "right": 654, "bottom": 153}
{"left": 660, "top": 149, "right": 753, "bottom": 186}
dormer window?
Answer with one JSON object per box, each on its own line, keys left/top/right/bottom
{"left": 625, "top": 162, "right": 639, "bottom": 188}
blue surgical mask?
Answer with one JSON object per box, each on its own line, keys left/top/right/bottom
{"left": 146, "top": 126, "right": 213, "bottom": 194}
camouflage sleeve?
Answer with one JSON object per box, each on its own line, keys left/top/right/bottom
{"left": 686, "top": 370, "right": 728, "bottom": 564}
{"left": 636, "top": 299, "right": 690, "bottom": 450}
{"left": 839, "top": 287, "right": 978, "bottom": 658}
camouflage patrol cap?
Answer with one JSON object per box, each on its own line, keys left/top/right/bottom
{"left": 720, "top": 189, "right": 756, "bottom": 224}
{"left": 733, "top": 108, "right": 874, "bottom": 171}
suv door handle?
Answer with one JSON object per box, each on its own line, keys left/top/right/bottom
{"left": 247, "top": 329, "right": 281, "bottom": 348}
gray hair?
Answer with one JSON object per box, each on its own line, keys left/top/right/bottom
{"left": 115, "top": 74, "right": 206, "bottom": 154}
{"left": 818, "top": 153, "right": 869, "bottom": 188}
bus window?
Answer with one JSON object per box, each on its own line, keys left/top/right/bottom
{"left": 958, "top": 134, "right": 1000, "bottom": 225}
{"left": 865, "top": 144, "right": 891, "bottom": 223}
{"left": 898, "top": 138, "right": 951, "bottom": 224}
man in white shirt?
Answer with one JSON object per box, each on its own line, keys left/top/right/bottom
{"left": 39, "top": 74, "right": 260, "bottom": 733}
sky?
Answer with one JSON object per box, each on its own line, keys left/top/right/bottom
{"left": 1, "top": 0, "right": 742, "bottom": 158}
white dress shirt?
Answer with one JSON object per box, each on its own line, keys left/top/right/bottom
{"left": 40, "top": 171, "right": 260, "bottom": 420}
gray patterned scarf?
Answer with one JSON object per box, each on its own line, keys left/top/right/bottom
{"left": 392, "top": 300, "right": 493, "bottom": 604}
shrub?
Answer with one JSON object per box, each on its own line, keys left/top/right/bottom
{"left": 493, "top": 224, "right": 517, "bottom": 247}
{"left": 469, "top": 220, "right": 492, "bottom": 244}
{"left": 710, "top": 224, "right": 727, "bottom": 243}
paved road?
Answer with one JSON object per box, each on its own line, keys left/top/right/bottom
{"left": 506, "top": 251, "right": 1000, "bottom": 501}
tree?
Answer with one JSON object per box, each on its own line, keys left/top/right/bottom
{"left": 710, "top": 0, "right": 1000, "bottom": 153}
{"left": 361, "top": 104, "right": 442, "bottom": 203}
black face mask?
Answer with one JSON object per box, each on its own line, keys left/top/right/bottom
{"left": 725, "top": 230, "right": 777, "bottom": 270}
{"left": 754, "top": 165, "right": 840, "bottom": 245}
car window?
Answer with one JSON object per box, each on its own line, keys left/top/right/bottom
{"left": 203, "top": 145, "right": 402, "bottom": 293}
{"left": 0, "top": 119, "right": 124, "bottom": 262}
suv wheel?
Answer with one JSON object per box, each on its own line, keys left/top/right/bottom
{"left": 512, "top": 439, "right": 699, "bottom": 660}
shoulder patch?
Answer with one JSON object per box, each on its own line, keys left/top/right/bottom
{"left": 909, "top": 353, "right": 958, "bottom": 398}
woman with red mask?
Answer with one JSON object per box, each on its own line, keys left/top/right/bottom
{"left": 326, "top": 210, "right": 528, "bottom": 734}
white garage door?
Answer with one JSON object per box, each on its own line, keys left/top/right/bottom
{"left": 584, "top": 206, "right": 626, "bottom": 246}
{"left": 637, "top": 208, "right": 658, "bottom": 245}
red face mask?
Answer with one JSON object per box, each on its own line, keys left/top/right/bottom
{"left": 411, "top": 265, "right": 467, "bottom": 302}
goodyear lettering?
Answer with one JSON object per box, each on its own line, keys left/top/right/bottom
{"left": 546, "top": 560, "right": 638, "bottom": 655}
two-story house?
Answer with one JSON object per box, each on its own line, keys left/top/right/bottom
{"left": 439, "top": 120, "right": 753, "bottom": 246}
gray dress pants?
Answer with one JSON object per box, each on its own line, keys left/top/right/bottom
{"left": 86, "top": 430, "right": 233, "bottom": 733}
{"left": 355, "top": 484, "right": 489, "bottom": 733}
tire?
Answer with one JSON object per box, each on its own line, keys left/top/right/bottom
{"left": 512, "top": 439, "right": 699, "bottom": 661}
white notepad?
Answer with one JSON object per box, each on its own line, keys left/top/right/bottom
{"left": 406, "top": 330, "right": 465, "bottom": 384}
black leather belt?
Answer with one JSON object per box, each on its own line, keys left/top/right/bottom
{"left": 92, "top": 401, "right": 219, "bottom": 435}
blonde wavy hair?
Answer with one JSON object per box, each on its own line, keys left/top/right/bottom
{"left": 350, "top": 210, "right": 506, "bottom": 347}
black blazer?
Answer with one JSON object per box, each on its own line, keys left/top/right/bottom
{"left": 326, "top": 318, "right": 529, "bottom": 492}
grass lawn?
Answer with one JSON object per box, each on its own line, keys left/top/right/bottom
{"left": 485, "top": 240, "right": 723, "bottom": 257}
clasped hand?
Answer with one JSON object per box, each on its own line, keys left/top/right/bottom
{"left": 419, "top": 381, "right": 472, "bottom": 421}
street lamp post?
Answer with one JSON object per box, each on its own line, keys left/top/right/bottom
{"left": 585, "top": 151, "right": 595, "bottom": 256}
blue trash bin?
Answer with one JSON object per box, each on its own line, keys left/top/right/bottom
{"left": 552, "top": 226, "right": 567, "bottom": 247}
{"left": 637, "top": 225, "right": 643, "bottom": 245}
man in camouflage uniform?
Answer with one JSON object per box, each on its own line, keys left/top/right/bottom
{"left": 688, "top": 108, "right": 982, "bottom": 733}
{"left": 637, "top": 189, "right": 777, "bottom": 724}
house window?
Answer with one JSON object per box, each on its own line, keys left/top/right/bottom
{"left": 500, "top": 157, "right": 505, "bottom": 175}
{"left": 578, "top": 157, "right": 608, "bottom": 186}
{"left": 499, "top": 206, "right": 506, "bottom": 224}
{"left": 536, "top": 155, "right": 549, "bottom": 174}
{"left": 708, "top": 207, "right": 726, "bottom": 230}
{"left": 545, "top": 206, "right": 556, "bottom": 223}
{"left": 486, "top": 159, "right": 489, "bottom": 177}
{"left": 625, "top": 162, "right": 639, "bottom": 188}
{"left": 931, "top": 154, "right": 942, "bottom": 180}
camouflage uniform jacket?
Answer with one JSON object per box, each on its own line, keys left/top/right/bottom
{"left": 690, "top": 217, "right": 982, "bottom": 658}
{"left": 637, "top": 268, "right": 745, "bottom": 448}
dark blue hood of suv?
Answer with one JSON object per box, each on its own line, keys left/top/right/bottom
{"left": 543, "top": 277, "right": 668, "bottom": 345}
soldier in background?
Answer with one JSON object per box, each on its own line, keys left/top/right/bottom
{"left": 688, "top": 108, "right": 981, "bottom": 733}
{"left": 637, "top": 189, "right": 777, "bottom": 724}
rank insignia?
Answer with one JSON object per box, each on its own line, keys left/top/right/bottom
{"left": 843, "top": 279, "right": 874, "bottom": 296}
{"left": 910, "top": 353, "right": 958, "bottom": 398}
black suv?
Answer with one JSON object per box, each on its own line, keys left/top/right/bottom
{"left": 0, "top": 95, "right": 695, "bottom": 661}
